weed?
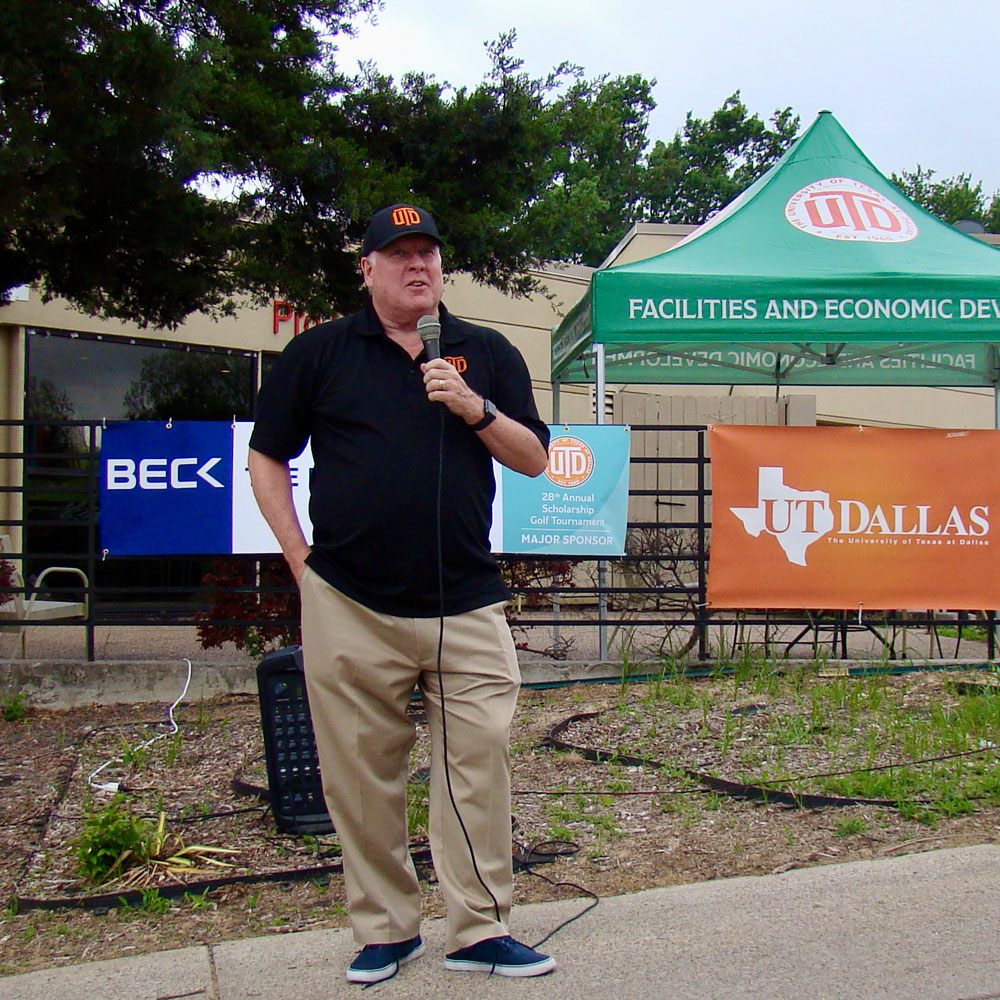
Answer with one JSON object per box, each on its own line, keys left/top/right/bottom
{"left": 73, "top": 797, "right": 237, "bottom": 885}
{"left": 195, "top": 700, "right": 210, "bottom": 732}
{"left": 183, "top": 888, "right": 214, "bottom": 910}
{"left": 590, "top": 812, "right": 622, "bottom": 838}
{"left": 123, "top": 888, "right": 170, "bottom": 915}
{"left": 73, "top": 796, "right": 153, "bottom": 884}
{"left": 1, "top": 691, "right": 28, "bottom": 722}
{"left": 164, "top": 731, "right": 183, "bottom": 768}
{"left": 406, "top": 779, "right": 429, "bottom": 839}
{"left": 833, "top": 816, "right": 868, "bottom": 837}
{"left": 118, "top": 735, "right": 151, "bottom": 772}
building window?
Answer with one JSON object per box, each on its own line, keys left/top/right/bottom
{"left": 26, "top": 329, "right": 256, "bottom": 422}
{"left": 21, "top": 330, "right": 258, "bottom": 603}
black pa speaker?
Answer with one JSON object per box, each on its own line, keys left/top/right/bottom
{"left": 256, "top": 645, "right": 333, "bottom": 834}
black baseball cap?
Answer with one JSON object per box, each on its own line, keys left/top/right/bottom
{"left": 361, "top": 203, "right": 441, "bottom": 256}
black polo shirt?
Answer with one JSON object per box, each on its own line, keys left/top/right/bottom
{"left": 249, "top": 300, "right": 550, "bottom": 617}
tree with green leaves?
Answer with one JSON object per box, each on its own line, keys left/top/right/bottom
{"left": 1, "top": 0, "right": 379, "bottom": 328}
{"left": 891, "top": 166, "right": 1000, "bottom": 234}
{"left": 519, "top": 88, "right": 800, "bottom": 265}
{"left": 641, "top": 92, "right": 800, "bottom": 225}
{"left": 4, "top": 2, "right": 807, "bottom": 326}
{"left": 517, "top": 71, "right": 656, "bottom": 267}
{"left": 0, "top": 9, "right": 589, "bottom": 327}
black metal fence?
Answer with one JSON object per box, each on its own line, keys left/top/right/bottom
{"left": 0, "top": 419, "right": 994, "bottom": 662}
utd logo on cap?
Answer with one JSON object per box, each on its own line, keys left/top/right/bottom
{"left": 391, "top": 206, "right": 422, "bottom": 227}
{"left": 785, "top": 178, "right": 917, "bottom": 243}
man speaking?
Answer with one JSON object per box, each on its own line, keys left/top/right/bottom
{"left": 248, "top": 204, "right": 555, "bottom": 983}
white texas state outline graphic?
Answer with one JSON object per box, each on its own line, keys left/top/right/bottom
{"left": 730, "top": 467, "right": 835, "bottom": 566}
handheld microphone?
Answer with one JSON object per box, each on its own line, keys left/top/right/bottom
{"left": 417, "top": 314, "right": 442, "bottom": 361}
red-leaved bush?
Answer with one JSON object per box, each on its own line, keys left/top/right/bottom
{"left": 196, "top": 557, "right": 300, "bottom": 657}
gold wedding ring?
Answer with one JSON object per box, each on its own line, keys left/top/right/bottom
{"left": 438, "top": 379, "right": 445, "bottom": 391}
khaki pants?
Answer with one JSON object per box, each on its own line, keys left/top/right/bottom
{"left": 299, "top": 567, "right": 520, "bottom": 951}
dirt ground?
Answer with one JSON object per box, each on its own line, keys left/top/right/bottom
{"left": 1, "top": 673, "right": 998, "bottom": 978}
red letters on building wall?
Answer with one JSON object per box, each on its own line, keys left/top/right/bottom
{"left": 272, "top": 300, "right": 323, "bottom": 337}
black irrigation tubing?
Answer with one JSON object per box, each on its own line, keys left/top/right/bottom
{"left": 11, "top": 760, "right": 434, "bottom": 913}
{"left": 543, "top": 711, "right": 920, "bottom": 810}
{"left": 14, "top": 847, "right": 437, "bottom": 914}
{"left": 232, "top": 770, "right": 272, "bottom": 802}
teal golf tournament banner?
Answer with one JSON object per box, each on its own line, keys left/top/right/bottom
{"left": 101, "top": 422, "right": 630, "bottom": 557}
{"left": 491, "top": 425, "right": 631, "bottom": 556}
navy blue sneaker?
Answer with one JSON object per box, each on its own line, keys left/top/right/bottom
{"left": 346, "top": 935, "right": 424, "bottom": 984}
{"left": 444, "top": 935, "right": 555, "bottom": 977}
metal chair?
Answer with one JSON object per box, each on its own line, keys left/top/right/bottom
{"left": 0, "top": 535, "right": 89, "bottom": 656}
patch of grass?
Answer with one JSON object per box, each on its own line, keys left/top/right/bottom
{"left": 164, "top": 731, "right": 184, "bottom": 768}
{"left": 406, "top": 778, "right": 429, "bottom": 839}
{"left": 545, "top": 822, "right": 575, "bottom": 842}
{"left": 591, "top": 669, "right": 1000, "bottom": 819}
{"left": 936, "top": 624, "right": 990, "bottom": 642}
{"left": 123, "top": 888, "right": 170, "bottom": 915}
{"left": 833, "top": 816, "right": 868, "bottom": 837}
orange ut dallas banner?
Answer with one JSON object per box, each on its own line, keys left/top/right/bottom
{"left": 707, "top": 426, "right": 1000, "bottom": 610}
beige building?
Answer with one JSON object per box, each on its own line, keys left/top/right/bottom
{"left": 4, "top": 221, "right": 1000, "bottom": 473}
{"left": 4, "top": 223, "right": 999, "bottom": 612}
{"left": 5, "top": 222, "right": 1000, "bottom": 430}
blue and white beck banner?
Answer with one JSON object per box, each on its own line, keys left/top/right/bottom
{"left": 100, "top": 422, "right": 628, "bottom": 557}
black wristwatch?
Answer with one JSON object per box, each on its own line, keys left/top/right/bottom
{"left": 469, "top": 397, "right": 497, "bottom": 431}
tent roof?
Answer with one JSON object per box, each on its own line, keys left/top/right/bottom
{"left": 552, "top": 111, "right": 1000, "bottom": 387}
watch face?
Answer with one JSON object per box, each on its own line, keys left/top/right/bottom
{"left": 484, "top": 399, "right": 497, "bottom": 418}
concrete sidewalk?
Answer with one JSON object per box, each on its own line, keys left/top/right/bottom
{"left": 2, "top": 845, "right": 998, "bottom": 1000}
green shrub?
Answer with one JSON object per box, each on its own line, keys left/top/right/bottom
{"left": 1, "top": 692, "right": 28, "bottom": 722}
{"left": 73, "top": 797, "right": 153, "bottom": 884}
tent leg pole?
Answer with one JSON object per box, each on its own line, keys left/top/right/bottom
{"left": 994, "top": 384, "right": 999, "bottom": 431}
{"left": 551, "top": 379, "right": 561, "bottom": 648}
{"left": 594, "top": 343, "right": 609, "bottom": 663}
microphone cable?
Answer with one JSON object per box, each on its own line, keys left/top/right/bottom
{"left": 428, "top": 363, "right": 597, "bottom": 952}
{"left": 432, "top": 405, "right": 503, "bottom": 926}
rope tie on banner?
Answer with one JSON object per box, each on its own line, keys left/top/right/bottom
{"left": 101, "top": 549, "right": 109, "bottom": 561}
{"left": 858, "top": 603, "right": 864, "bottom": 624}
{"left": 165, "top": 417, "right": 172, "bottom": 429}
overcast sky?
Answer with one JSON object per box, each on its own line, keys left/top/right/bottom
{"left": 335, "top": 0, "right": 1000, "bottom": 201}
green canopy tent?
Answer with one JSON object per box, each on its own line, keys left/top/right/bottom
{"left": 552, "top": 111, "right": 1000, "bottom": 423}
